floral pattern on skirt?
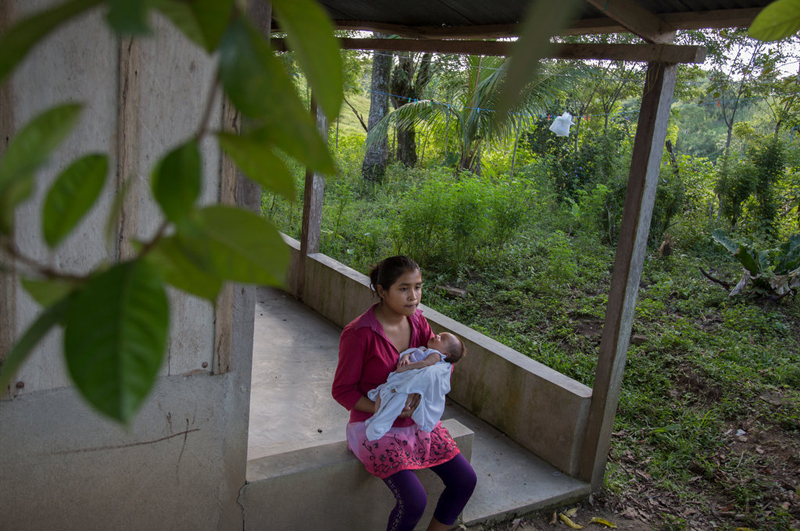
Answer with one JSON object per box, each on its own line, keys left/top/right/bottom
{"left": 346, "top": 421, "right": 460, "bottom": 479}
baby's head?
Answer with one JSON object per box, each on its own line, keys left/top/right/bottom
{"left": 427, "top": 332, "right": 465, "bottom": 364}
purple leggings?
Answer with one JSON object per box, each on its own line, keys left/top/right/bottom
{"left": 382, "top": 453, "right": 477, "bottom": 531}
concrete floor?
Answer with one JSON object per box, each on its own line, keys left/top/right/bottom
{"left": 248, "top": 287, "right": 590, "bottom": 525}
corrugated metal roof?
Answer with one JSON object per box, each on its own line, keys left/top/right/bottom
{"left": 316, "top": 0, "right": 774, "bottom": 37}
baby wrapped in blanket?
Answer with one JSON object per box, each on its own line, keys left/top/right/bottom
{"left": 366, "top": 332, "right": 465, "bottom": 441}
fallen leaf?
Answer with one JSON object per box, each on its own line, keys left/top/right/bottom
{"left": 559, "top": 513, "right": 583, "bottom": 529}
{"left": 588, "top": 517, "right": 617, "bottom": 528}
{"left": 550, "top": 511, "right": 558, "bottom": 525}
{"left": 564, "top": 507, "right": 578, "bottom": 517}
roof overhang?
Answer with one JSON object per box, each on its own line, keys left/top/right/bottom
{"left": 274, "top": 1, "right": 772, "bottom": 63}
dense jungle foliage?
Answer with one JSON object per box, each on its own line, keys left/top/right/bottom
{"left": 265, "top": 33, "right": 800, "bottom": 530}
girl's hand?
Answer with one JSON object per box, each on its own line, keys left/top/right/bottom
{"left": 398, "top": 393, "right": 420, "bottom": 418}
{"left": 374, "top": 394, "right": 382, "bottom": 414}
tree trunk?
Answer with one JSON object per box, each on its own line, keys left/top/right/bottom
{"left": 390, "top": 52, "right": 432, "bottom": 167}
{"left": 390, "top": 53, "right": 416, "bottom": 167}
{"left": 361, "top": 34, "right": 392, "bottom": 182}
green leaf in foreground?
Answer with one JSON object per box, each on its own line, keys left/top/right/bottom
{"left": 271, "top": 0, "right": 343, "bottom": 120}
{"left": 250, "top": 120, "right": 335, "bottom": 176}
{"left": 217, "top": 133, "right": 296, "bottom": 201}
{"left": 154, "top": 0, "right": 207, "bottom": 49}
{"left": 187, "top": 0, "right": 234, "bottom": 51}
{"left": 218, "top": 17, "right": 290, "bottom": 117}
{"left": 0, "top": 0, "right": 102, "bottom": 85}
{"left": 0, "top": 296, "right": 69, "bottom": 393}
{"left": 21, "top": 277, "right": 78, "bottom": 308}
{"left": 496, "top": 0, "right": 582, "bottom": 120}
{"left": 217, "top": 17, "right": 334, "bottom": 174}
{"left": 65, "top": 260, "right": 169, "bottom": 423}
{"left": 43, "top": 154, "right": 108, "bottom": 248}
{"left": 748, "top": 0, "right": 800, "bottom": 42}
{"left": 0, "top": 103, "right": 83, "bottom": 234}
{"left": 152, "top": 141, "right": 201, "bottom": 223}
{"left": 155, "top": 0, "right": 234, "bottom": 52}
{"left": 178, "top": 205, "right": 289, "bottom": 286}
{"left": 146, "top": 236, "right": 223, "bottom": 302}
{"left": 105, "top": 0, "right": 151, "bottom": 36}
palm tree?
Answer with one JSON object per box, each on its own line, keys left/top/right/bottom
{"left": 365, "top": 55, "right": 575, "bottom": 173}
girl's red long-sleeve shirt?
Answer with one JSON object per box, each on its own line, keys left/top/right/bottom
{"left": 332, "top": 303, "right": 434, "bottom": 425}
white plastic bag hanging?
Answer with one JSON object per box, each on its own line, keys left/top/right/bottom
{"left": 549, "top": 112, "right": 574, "bottom": 137}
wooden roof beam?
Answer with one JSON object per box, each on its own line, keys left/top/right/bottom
{"left": 332, "top": 20, "right": 519, "bottom": 40}
{"left": 271, "top": 37, "right": 707, "bottom": 64}
{"left": 584, "top": 0, "right": 675, "bottom": 43}
{"left": 328, "top": 8, "right": 762, "bottom": 41}
{"left": 662, "top": 7, "right": 762, "bottom": 31}
{"left": 567, "top": 8, "right": 763, "bottom": 35}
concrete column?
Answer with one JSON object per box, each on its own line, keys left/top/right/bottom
{"left": 298, "top": 98, "right": 329, "bottom": 301}
{"left": 579, "top": 61, "right": 677, "bottom": 490}
{"left": 0, "top": 0, "right": 15, "bottom": 385}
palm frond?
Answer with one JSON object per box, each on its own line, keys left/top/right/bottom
{"left": 364, "top": 99, "right": 458, "bottom": 152}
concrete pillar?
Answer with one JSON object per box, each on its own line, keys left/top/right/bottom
{"left": 579, "top": 61, "right": 677, "bottom": 490}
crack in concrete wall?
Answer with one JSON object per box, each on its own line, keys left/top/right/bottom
{"left": 43, "top": 427, "right": 201, "bottom": 456}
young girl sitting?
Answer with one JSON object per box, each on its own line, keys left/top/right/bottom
{"left": 366, "top": 332, "right": 465, "bottom": 440}
{"left": 331, "top": 255, "right": 476, "bottom": 531}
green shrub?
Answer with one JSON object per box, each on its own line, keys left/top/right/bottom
{"left": 392, "top": 173, "right": 529, "bottom": 271}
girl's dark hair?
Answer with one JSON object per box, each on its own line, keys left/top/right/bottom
{"left": 369, "top": 255, "right": 420, "bottom": 296}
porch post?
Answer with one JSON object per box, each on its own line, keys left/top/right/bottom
{"left": 297, "top": 97, "right": 329, "bottom": 301}
{"left": 579, "top": 61, "right": 677, "bottom": 490}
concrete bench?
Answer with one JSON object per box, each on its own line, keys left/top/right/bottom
{"left": 241, "top": 419, "right": 474, "bottom": 531}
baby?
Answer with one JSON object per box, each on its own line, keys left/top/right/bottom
{"left": 396, "top": 332, "right": 465, "bottom": 372}
{"left": 366, "top": 332, "right": 466, "bottom": 440}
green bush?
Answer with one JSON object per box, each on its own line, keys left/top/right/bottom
{"left": 392, "top": 173, "right": 529, "bottom": 271}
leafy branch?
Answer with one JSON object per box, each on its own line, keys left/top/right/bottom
{"left": 0, "top": 0, "right": 342, "bottom": 423}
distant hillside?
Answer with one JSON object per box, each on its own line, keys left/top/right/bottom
{"left": 335, "top": 91, "right": 370, "bottom": 138}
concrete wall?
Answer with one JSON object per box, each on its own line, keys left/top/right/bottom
{"left": 242, "top": 419, "right": 474, "bottom": 531}
{"left": 0, "top": 3, "right": 253, "bottom": 530}
{"left": 283, "top": 237, "right": 593, "bottom": 476}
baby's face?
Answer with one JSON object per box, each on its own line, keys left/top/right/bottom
{"left": 427, "top": 333, "right": 453, "bottom": 353}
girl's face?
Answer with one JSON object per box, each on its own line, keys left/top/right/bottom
{"left": 377, "top": 268, "right": 422, "bottom": 317}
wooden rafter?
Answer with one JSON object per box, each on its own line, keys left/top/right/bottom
{"left": 584, "top": 0, "right": 675, "bottom": 43}
{"left": 271, "top": 37, "right": 706, "bottom": 64}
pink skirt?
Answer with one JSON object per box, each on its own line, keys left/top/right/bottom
{"left": 346, "top": 421, "right": 460, "bottom": 479}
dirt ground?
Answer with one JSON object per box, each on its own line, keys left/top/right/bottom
{"left": 459, "top": 421, "right": 800, "bottom": 531}
{"left": 456, "top": 393, "right": 800, "bottom": 531}
{"left": 461, "top": 497, "right": 656, "bottom": 531}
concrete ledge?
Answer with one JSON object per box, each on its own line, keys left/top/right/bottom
{"left": 242, "top": 418, "right": 474, "bottom": 531}
{"left": 423, "top": 307, "right": 592, "bottom": 477}
{"left": 281, "top": 238, "right": 592, "bottom": 476}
